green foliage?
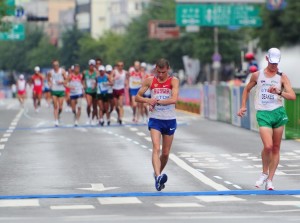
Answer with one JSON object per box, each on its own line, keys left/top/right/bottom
{"left": 60, "top": 26, "right": 84, "bottom": 69}
{"left": 0, "top": 0, "right": 14, "bottom": 32}
{"left": 256, "top": 0, "right": 300, "bottom": 49}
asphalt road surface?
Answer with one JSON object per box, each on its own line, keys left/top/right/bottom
{"left": 0, "top": 99, "right": 300, "bottom": 223}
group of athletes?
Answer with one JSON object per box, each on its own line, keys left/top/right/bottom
{"left": 15, "top": 50, "right": 297, "bottom": 192}
{"left": 16, "top": 58, "right": 155, "bottom": 127}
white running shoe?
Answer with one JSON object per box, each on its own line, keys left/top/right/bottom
{"left": 74, "top": 120, "right": 78, "bottom": 127}
{"left": 55, "top": 120, "right": 59, "bottom": 127}
{"left": 255, "top": 173, "right": 268, "bottom": 188}
{"left": 265, "top": 180, "right": 274, "bottom": 190}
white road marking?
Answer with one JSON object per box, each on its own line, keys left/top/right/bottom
{"left": 242, "top": 165, "right": 254, "bottom": 169}
{"left": 0, "top": 145, "right": 4, "bottom": 150}
{"left": 3, "top": 134, "right": 11, "bottom": 138}
{"left": 133, "top": 141, "right": 140, "bottom": 145}
{"left": 114, "top": 134, "right": 119, "bottom": 137}
{"left": 129, "top": 128, "right": 138, "bottom": 131}
{"left": 220, "top": 154, "right": 231, "bottom": 157}
{"left": 213, "top": 176, "right": 222, "bottom": 179}
{"left": 169, "top": 154, "right": 229, "bottom": 191}
{"left": 77, "top": 183, "right": 119, "bottom": 192}
{"left": 136, "top": 132, "right": 146, "bottom": 136}
{"left": 261, "top": 201, "right": 300, "bottom": 206}
{"left": 10, "top": 122, "right": 17, "bottom": 126}
{"left": 141, "top": 145, "right": 148, "bottom": 149}
{"left": 196, "top": 196, "right": 245, "bottom": 202}
{"left": 126, "top": 138, "right": 132, "bottom": 141}
{"left": 0, "top": 199, "right": 39, "bottom": 207}
{"left": 98, "top": 197, "right": 142, "bottom": 205}
{"left": 0, "top": 138, "right": 8, "bottom": 142}
{"left": 119, "top": 135, "right": 125, "bottom": 139}
{"left": 233, "top": 184, "right": 242, "bottom": 189}
{"left": 224, "top": 181, "right": 232, "bottom": 185}
{"left": 6, "top": 130, "right": 13, "bottom": 133}
{"left": 264, "top": 209, "right": 300, "bottom": 213}
{"left": 145, "top": 137, "right": 151, "bottom": 142}
{"left": 8, "top": 126, "right": 15, "bottom": 130}
{"left": 155, "top": 203, "right": 203, "bottom": 208}
{"left": 50, "top": 205, "right": 95, "bottom": 210}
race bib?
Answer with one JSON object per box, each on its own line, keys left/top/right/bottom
{"left": 129, "top": 76, "right": 142, "bottom": 89}
{"left": 86, "top": 79, "right": 95, "bottom": 88}
{"left": 34, "top": 79, "right": 42, "bottom": 86}
{"left": 259, "top": 88, "right": 276, "bottom": 105}
{"left": 97, "top": 82, "right": 108, "bottom": 94}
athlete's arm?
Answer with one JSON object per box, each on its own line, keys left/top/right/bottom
{"left": 135, "top": 77, "right": 158, "bottom": 106}
{"left": 157, "top": 77, "right": 179, "bottom": 105}
{"left": 279, "top": 74, "right": 296, "bottom": 100}
{"left": 61, "top": 69, "right": 68, "bottom": 87}
{"left": 47, "top": 72, "right": 52, "bottom": 88}
{"left": 238, "top": 72, "right": 258, "bottom": 117}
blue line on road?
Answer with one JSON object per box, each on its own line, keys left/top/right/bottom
{"left": 1, "top": 190, "right": 300, "bottom": 200}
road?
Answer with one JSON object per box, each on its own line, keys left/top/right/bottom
{"left": 0, "top": 99, "right": 300, "bottom": 223}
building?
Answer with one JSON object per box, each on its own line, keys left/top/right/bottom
{"left": 75, "top": 0, "right": 149, "bottom": 39}
{"left": 19, "top": 0, "right": 75, "bottom": 45}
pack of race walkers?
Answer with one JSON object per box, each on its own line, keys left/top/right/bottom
{"left": 16, "top": 59, "right": 155, "bottom": 127}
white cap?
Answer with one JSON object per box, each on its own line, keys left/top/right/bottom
{"left": 19, "top": 74, "right": 24, "bottom": 79}
{"left": 141, "top": 62, "right": 147, "bottom": 68}
{"left": 98, "top": 65, "right": 105, "bottom": 71}
{"left": 71, "top": 65, "right": 75, "bottom": 70}
{"left": 34, "top": 66, "right": 40, "bottom": 72}
{"left": 105, "top": 65, "right": 113, "bottom": 72}
{"left": 267, "top": 48, "right": 281, "bottom": 64}
{"left": 89, "top": 59, "right": 96, "bottom": 66}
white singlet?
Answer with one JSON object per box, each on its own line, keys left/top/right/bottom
{"left": 255, "top": 69, "right": 283, "bottom": 111}
{"left": 113, "top": 69, "right": 126, "bottom": 90}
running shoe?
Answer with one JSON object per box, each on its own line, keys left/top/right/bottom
{"left": 118, "top": 119, "right": 122, "bottom": 125}
{"left": 100, "top": 121, "right": 104, "bottom": 126}
{"left": 255, "top": 173, "right": 268, "bottom": 188}
{"left": 55, "top": 120, "right": 59, "bottom": 127}
{"left": 265, "top": 180, "right": 274, "bottom": 190}
{"left": 107, "top": 120, "right": 110, "bottom": 126}
{"left": 155, "top": 173, "right": 168, "bottom": 191}
{"left": 74, "top": 120, "right": 78, "bottom": 127}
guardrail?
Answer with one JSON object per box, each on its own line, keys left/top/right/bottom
{"left": 203, "top": 83, "right": 300, "bottom": 139}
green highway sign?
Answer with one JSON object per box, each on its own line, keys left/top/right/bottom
{"left": 176, "top": 4, "right": 262, "bottom": 27}
{"left": 0, "top": 24, "right": 25, "bottom": 40}
{"left": 6, "top": 0, "right": 15, "bottom": 15}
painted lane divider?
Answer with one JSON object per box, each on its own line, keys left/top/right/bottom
{"left": 0, "top": 123, "right": 188, "bottom": 132}
{"left": 1, "top": 190, "right": 300, "bottom": 200}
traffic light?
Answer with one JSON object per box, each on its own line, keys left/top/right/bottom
{"left": 27, "top": 15, "right": 48, "bottom": 22}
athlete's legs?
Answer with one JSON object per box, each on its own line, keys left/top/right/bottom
{"left": 58, "top": 96, "right": 64, "bottom": 119}
{"left": 109, "top": 97, "right": 114, "bottom": 114}
{"left": 52, "top": 95, "right": 59, "bottom": 120}
{"left": 86, "top": 94, "right": 92, "bottom": 119}
{"left": 268, "top": 126, "right": 284, "bottom": 181}
{"left": 259, "top": 127, "right": 273, "bottom": 175}
{"left": 71, "top": 99, "right": 77, "bottom": 117}
{"left": 33, "top": 91, "right": 37, "bottom": 109}
{"left": 37, "top": 93, "right": 42, "bottom": 107}
{"left": 131, "top": 95, "right": 137, "bottom": 121}
{"left": 92, "top": 98, "right": 98, "bottom": 121}
{"left": 76, "top": 98, "right": 82, "bottom": 121}
{"left": 104, "top": 101, "right": 110, "bottom": 121}
{"left": 98, "top": 99, "right": 104, "bottom": 121}
{"left": 150, "top": 129, "right": 162, "bottom": 177}
{"left": 113, "top": 96, "right": 120, "bottom": 120}
{"left": 160, "top": 134, "right": 174, "bottom": 173}
{"left": 118, "top": 95, "right": 124, "bottom": 120}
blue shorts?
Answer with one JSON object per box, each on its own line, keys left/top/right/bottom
{"left": 143, "top": 94, "right": 151, "bottom": 98}
{"left": 43, "top": 88, "right": 51, "bottom": 93}
{"left": 148, "top": 118, "right": 177, "bottom": 135}
{"left": 129, "top": 88, "right": 139, "bottom": 96}
{"left": 70, "top": 94, "right": 83, "bottom": 100}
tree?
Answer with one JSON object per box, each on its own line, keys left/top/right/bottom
{"left": 60, "top": 26, "right": 84, "bottom": 68}
{"left": 256, "top": 1, "right": 300, "bottom": 50}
